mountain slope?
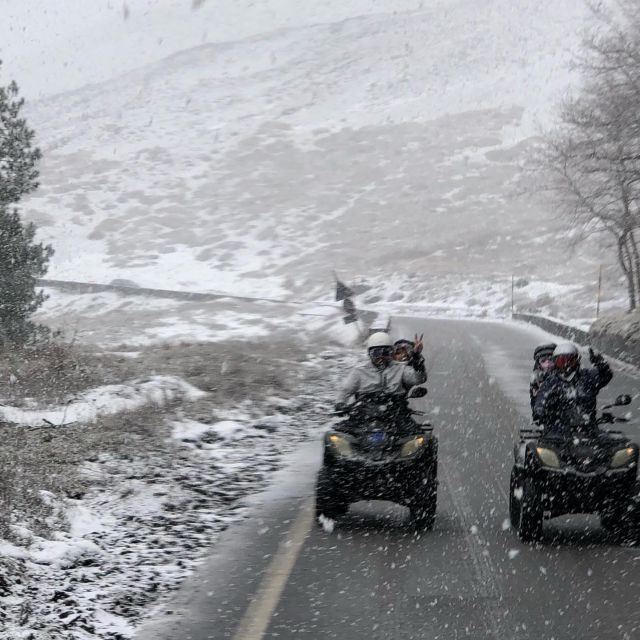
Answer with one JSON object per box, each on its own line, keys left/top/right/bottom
{"left": 18, "top": 0, "right": 610, "bottom": 315}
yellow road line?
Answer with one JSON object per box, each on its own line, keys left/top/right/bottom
{"left": 231, "top": 498, "right": 314, "bottom": 640}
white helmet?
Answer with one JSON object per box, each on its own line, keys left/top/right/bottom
{"left": 367, "top": 332, "right": 393, "bottom": 349}
{"left": 553, "top": 342, "right": 579, "bottom": 357}
{"left": 367, "top": 332, "right": 393, "bottom": 369}
{"left": 553, "top": 342, "right": 581, "bottom": 379}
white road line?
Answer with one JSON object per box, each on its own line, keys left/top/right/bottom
{"left": 231, "top": 498, "right": 314, "bottom": 640}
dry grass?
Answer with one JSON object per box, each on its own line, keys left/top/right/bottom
{"left": 0, "top": 340, "right": 126, "bottom": 405}
{"left": 0, "top": 338, "right": 309, "bottom": 540}
{"left": 0, "top": 402, "right": 180, "bottom": 540}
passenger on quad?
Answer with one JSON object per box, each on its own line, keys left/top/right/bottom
{"left": 529, "top": 343, "right": 556, "bottom": 417}
{"left": 533, "top": 342, "right": 613, "bottom": 435}
{"left": 393, "top": 334, "right": 426, "bottom": 369}
{"left": 336, "top": 332, "right": 427, "bottom": 410}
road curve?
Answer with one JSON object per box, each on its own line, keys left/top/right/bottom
{"left": 136, "top": 317, "right": 640, "bottom": 640}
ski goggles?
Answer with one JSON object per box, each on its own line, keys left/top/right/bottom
{"left": 369, "top": 346, "right": 394, "bottom": 358}
{"left": 554, "top": 354, "right": 579, "bottom": 370}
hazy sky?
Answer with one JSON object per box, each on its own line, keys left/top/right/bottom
{"left": 0, "top": 0, "right": 427, "bottom": 99}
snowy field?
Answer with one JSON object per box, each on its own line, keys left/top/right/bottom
{"left": 0, "top": 0, "right": 627, "bottom": 324}
{"left": 0, "top": 333, "right": 351, "bottom": 638}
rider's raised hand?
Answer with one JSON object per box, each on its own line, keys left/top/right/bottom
{"left": 589, "top": 347, "right": 604, "bottom": 364}
{"left": 413, "top": 333, "right": 424, "bottom": 354}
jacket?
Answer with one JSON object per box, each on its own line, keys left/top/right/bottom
{"left": 336, "top": 356, "right": 427, "bottom": 405}
{"left": 533, "top": 359, "right": 613, "bottom": 433}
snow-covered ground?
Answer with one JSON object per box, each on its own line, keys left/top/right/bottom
{"left": 0, "top": 375, "right": 205, "bottom": 427}
{"left": 0, "top": 340, "right": 348, "bottom": 638}
{"left": 1, "top": 0, "right": 627, "bottom": 324}
{"left": 31, "top": 286, "right": 359, "bottom": 349}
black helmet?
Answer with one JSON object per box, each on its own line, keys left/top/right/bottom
{"left": 533, "top": 343, "right": 556, "bottom": 361}
{"left": 393, "top": 339, "right": 415, "bottom": 363}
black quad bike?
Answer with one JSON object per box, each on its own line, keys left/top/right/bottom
{"left": 315, "top": 388, "right": 438, "bottom": 529}
{"left": 510, "top": 394, "right": 638, "bottom": 542}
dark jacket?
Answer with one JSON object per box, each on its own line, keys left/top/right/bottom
{"left": 530, "top": 369, "right": 551, "bottom": 411}
{"left": 533, "top": 359, "right": 613, "bottom": 434}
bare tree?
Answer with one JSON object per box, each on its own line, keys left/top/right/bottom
{"left": 537, "top": 0, "right": 640, "bottom": 310}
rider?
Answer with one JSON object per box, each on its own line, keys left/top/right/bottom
{"left": 533, "top": 342, "right": 613, "bottom": 434}
{"left": 529, "top": 343, "right": 556, "bottom": 417}
{"left": 336, "top": 332, "right": 427, "bottom": 410}
{"left": 393, "top": 334, "right": 426, "bottom": 373}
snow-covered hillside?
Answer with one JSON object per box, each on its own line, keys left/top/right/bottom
{"left": 6, "top": 0, "right": 619, "bottom": 319}
{"left": 0, "top": 0, "right": 433, "bottom": 99}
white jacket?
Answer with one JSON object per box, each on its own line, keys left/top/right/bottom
{"left": 336, "top": 360, "right": 427, "bottom": 405}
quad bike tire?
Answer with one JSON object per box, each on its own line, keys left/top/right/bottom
{"left": 601, "top": 501, "right": 637, "bottom": 543}
{"left": 315, "top": 468, "right": 348, "bottom": 522}
{"left": 509, "top": 468, "right": 522, "bottom": 530}
{"left": 410, "top": 465, "right": 438, "bottom": 531}
{"left": 516, "top": 477, "right": 543, "bottom": 542}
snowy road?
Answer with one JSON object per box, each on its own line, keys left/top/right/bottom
{"left": 137, "top": 318, "right": 640, "bottom": 640}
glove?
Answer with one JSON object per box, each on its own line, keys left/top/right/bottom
{"left": 409, "top": 352, "right": 425, "bottom": 369}
{"left": 589, "top": 347, "right": 604, "bottom": 364}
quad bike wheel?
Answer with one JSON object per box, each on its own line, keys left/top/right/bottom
{"left": 315, "top": 469, "right": 348, "bottom": 522}
{"left": 509, "top": 468, "right": 522, "bottom": 530}
{"left": 410, "top": 466, "right": 438, "bottom": 531}
{"left": 515, "top": 477, "right": 543, "bottom": 542}
{"left": 601, "top": 500, "right": 637, "bottom": 543}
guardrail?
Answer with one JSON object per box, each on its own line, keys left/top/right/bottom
{"left": 512, "top": 313, "right": 589, "bottom": 343}
{"left": 37, "top": 278, "right": 294, "bottom": 305}
{"left": 513, "top": 312, "right": 639, "bottom": 369}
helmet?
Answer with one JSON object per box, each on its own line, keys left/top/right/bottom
{"left": 367, "top": 332, "right": 393, "bottom": 349}
{"left": 393, "top": 339, "right": 415, "bottom": 363}
{"left": 367, "top": 332, "right": 394, "bottom": 369}
{"left": 534, "top": 343, "right": 556, "bottom": 361}
{"left": 553, "top": 342, "right": 581, "bottom": 379}
{"left": 534, "top": 343, "right": 556, "bottom": 372}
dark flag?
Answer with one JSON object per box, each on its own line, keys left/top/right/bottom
{"left": 342, "top": 297, "right": 358, "bottom": 324}
{"left": 335, "top": 279, "right": 354, "bottom": 301}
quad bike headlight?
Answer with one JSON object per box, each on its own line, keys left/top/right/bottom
{"left": 536, "top": 447, "right": 560, "bottom": 468}
{"left": 400, "top": 435, "right": 426, "bottom": 458}
{"left": 611, "top": 447, "right": 636, "bottom": 469}
{"left": 328, "top": 434, "right": 353, "bottom": 458}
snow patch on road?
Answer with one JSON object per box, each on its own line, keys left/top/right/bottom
{"left": 477, "top": 343, "right": 533, "bottom": 419}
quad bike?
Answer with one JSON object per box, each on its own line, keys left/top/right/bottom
{"left": 316, "top": 387, "right": 437, "bottom": 529}
{"left": 510, "top": 394, "right": 638, "bottom": 542}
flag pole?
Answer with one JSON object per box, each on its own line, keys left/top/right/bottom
{"left": 596, "top": 265, "right": 602, "bottom": 319}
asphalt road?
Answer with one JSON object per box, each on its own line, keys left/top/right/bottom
{"left": 136, "top": 317, "right": 640, "bottom": 640}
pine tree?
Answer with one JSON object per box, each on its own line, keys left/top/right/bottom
{"left": 0, "top": 205, "right": 53, "bottom": 345}
{"left": 0, "top": 63, "right": 52, "bottom": 345}
{"left": 0, "top": 62, "right": 41, "bottom": 206}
